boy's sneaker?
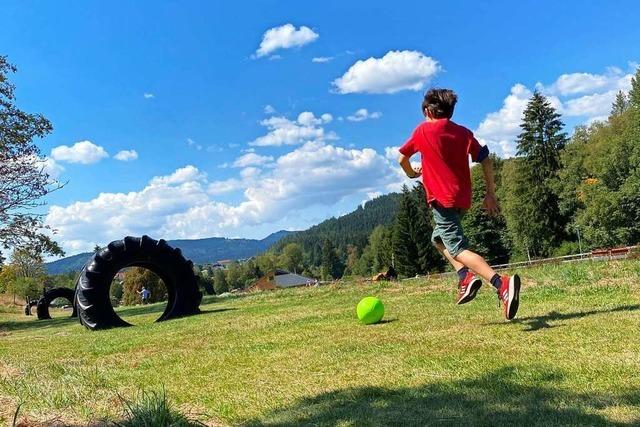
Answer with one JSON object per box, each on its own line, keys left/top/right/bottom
{"left": 497, "top": 274, "right": 521, "bottom": 320}
{"left": 456, "top": 272, "right": 482, "bottom": 305}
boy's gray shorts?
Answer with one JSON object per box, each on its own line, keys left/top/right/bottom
{"left": 430, "top": 203, "right": 469, "bottom": 258}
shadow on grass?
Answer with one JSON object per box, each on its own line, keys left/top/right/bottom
{"left": 0, "top": 306, "right": 236, "bottom": 333}
{"left": 0, "top": 313, "right": 77, "bottom": 333}
{"left": 116, "top": 303, "right": 237, "bottom": 319}
{"left": 245, "top": 367, "right": 640, "bottom": 426}
{"left": 116, "top": 302, "right": 170, "bottom": 318}
{"left": 488, "top": 304, "right": 640, "bottom": 332}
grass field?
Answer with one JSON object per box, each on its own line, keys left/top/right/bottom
{"left": 1, "top": 259, "right": 640, "bottom": 426}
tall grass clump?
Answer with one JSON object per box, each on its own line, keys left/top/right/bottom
{"left": 115, "top": 388, "right": 202, "bottom": 427}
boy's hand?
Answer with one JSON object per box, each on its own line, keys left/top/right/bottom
{"left": 410, "top": 165, "right": 422, "bottom": 178}
{"left": 483, "top": 193, "right": 500, "bottom": 216}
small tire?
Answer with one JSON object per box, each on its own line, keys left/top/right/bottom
{"left": 75, "top": 235, "right": 202, "bottom": 330}
{"left": 36, "top": 287, "right": 77, "bottom": 320}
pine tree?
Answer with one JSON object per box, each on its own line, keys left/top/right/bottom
{"left": 411, "top": 184, "right": 445, "bottom": 272}
{"left": 321, "top": 239, "right": 342, "bottom": 279}
{"left": 610, "top": 90, "right": 628, "bottom": 117}
{"left": 392, "top": 186, "right": 421, "bottom": 277}
{"left": 629, "top": 66, "right": 640, "bottom": 110}
{"left": 503, "top": 92, "right": 568, "bottom": 257}
{"left": 517, "top": 91, "right": 567, "bottom": 176}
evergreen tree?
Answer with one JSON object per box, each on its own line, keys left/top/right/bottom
{"left": 610, "top": 90, "right": 628, "bottom": 117}
{"left": 629, "top": 66, "right": 640, "bottom": 110}
{"left": 516, "top": 91, "right": 567, "bottom": 175}
{"left": 369, "top": 225, "right": 393, "bottom": 273}
{"left": 503, "top": 92, "right": 568, "bottom": 257}
{"left": 321, "top": 239, "right": 343, "bottom": 279}
{"left": 411, "top": 184, "right": 445, "bottom": 272}
{"left": 392, "top": 186, "right": 421, "bottom": 277}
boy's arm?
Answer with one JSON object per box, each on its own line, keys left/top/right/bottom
{"left": 480, "top": 157, "right": 500, "bottom": 216}
{"left": 398, "top": 154, "right": 422, "bottom": 178}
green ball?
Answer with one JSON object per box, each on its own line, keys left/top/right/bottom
{"left": 356, "top": 296, "right": 384, "bottom": 325}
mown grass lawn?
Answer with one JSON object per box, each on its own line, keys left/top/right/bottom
{"left": 1, "top": 260, "right": 640, "bottom": 426}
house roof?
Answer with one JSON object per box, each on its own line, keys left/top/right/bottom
{"left": 274, "top": 272, "right": 316, "bottom": 288}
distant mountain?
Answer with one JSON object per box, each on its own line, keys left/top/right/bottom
{"left": 270, "top": 192, "right": 401, "bottom": 265}
{"left": 45, "top": 230, "right": 292, "bottom": 274}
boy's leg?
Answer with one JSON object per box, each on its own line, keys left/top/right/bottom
{"left": 432, "top": 204, "right": 520, "bottom": 318}
{"left": 454, "top": 249, "right": 521, "bottom": 320}
{"left": 452, "top": 249, "right": 496, "bottom": 283}
{"left": 433, "top": 240, "right": 465, "bottom": 272}
{"left": 431, "top": 210, "right": 482, "bottom": 305}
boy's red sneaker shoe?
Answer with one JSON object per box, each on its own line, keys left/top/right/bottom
{"left": 456, "top": 272, "right": 482, "bottom": 305}
{"left": 497, "top": 274, "right": 521, "bottom": 320}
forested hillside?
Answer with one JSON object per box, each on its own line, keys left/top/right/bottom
{"left": 270, "top": 192, "right": 401, "bottom": 265}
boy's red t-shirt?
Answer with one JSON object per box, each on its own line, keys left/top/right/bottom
{"left": 399, "top": 119, "right": 486, "bottom": 210}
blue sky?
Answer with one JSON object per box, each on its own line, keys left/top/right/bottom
{"left": 2, "top": 0, "right": 639, "bottom": 255}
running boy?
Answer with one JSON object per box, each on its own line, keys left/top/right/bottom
{"left": 398, "top": 88, "right": 521, "bottom": 320}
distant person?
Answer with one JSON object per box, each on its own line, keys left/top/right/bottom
{"left": 398, "top": 88, "right": 521, "bottom": 320}
{"left": 137, "top": 286, "right": 151, "bottom": 304}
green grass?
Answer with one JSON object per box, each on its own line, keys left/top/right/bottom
{"left": 1, "top": 260, "right": 640, "bottom": 426}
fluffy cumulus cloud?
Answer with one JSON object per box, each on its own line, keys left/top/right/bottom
{"left": 250, "top": 111, "right": 336, "bottom": 147}
{"left": 347, "top": 108, "right": 382, "bottom": 122}
{"left": 232, "top": 152, "right": 274, "bottom": 168}
{"left": 51, "top": 140, "right": 109, "bottom": 164}
{"left": 333, "top": 50, "right": 441, "bottom": 94}
{"left": 536, "top": 67, "right": 631, "bottom": 96}
{"left": 475, "top": 84, "right": 533, "bottom": 158}
{"left": 255, "top": 23, "right": 318, "bottom": 58}
{"left": 474, "top": 65, "right": 635, "bottom": 157}
{"left": 46, "top": 142, "right": 403, "bottom": 254}
{"left": 114, "top": 149, "right": 138, "bottom": 161}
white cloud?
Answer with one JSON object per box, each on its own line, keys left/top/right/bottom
{"left": 474, "top": 65, "right": 635, "bottom": 157}
{"left": 562, "top": 90, "right": 620, "bottom": 119}
{"left": 51, "top": 140, "right": 109, "bottom": 164}
{"left": 114, "top": 149, "right": 138, "bottom": 162}
{"left": 312, "top": 56, "right": 333, "bottom": 63}
{"left": 149, "top": 165, "right": 206, "bottom": 186}
{"left": 537, "top": 67, "right": 631, "bottom": 96}
{"left": 250, "top": 111, "right": 336, "bottom": 147}
{"left": 46, "top": 142, "right": 403, "bottom": 253}
{"left": 347, "top": 108, "right": 382, "bottom": 122}
{"left": 187, "top": 138, "right": 203, "bottom": 151}
{"left": 232, "top": 153, "right": 274, "bottom": 168}
{"left": 143, "top": 93, "right": 155, "bottom": 99}
{"left": 41, "top": 157, "right": 65, "bottom": 179}
{"left": 255, "top": 23, "right": 318, "bottom": 58}
{"left": 264, "top": 104, "right": 276, "bottom": 114}
{"left": 333, "top": 50, "right": 441, "bottom": 94}
{"left": 475, "top": 84, "right": 532, "bottom": 158}
{"left": 207, "top": 178, "right": 244, "bottom": 195}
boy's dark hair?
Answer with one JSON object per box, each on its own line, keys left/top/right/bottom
{"left": 422, "top": 88, "right": 458, "bottom": 119}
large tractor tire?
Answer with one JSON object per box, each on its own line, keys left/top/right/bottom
{"left": 36, "top": 287, "right": 77, "bottom": 320}
{"left": 75, "top": 235, "right": 202, "bottom": 330}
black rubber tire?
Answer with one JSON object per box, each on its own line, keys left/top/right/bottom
{"left": 75, "top": 235, "right": 202, "bottom": 330}
{"left": 36, "top": 287, "right": 78, "bottom": 320}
